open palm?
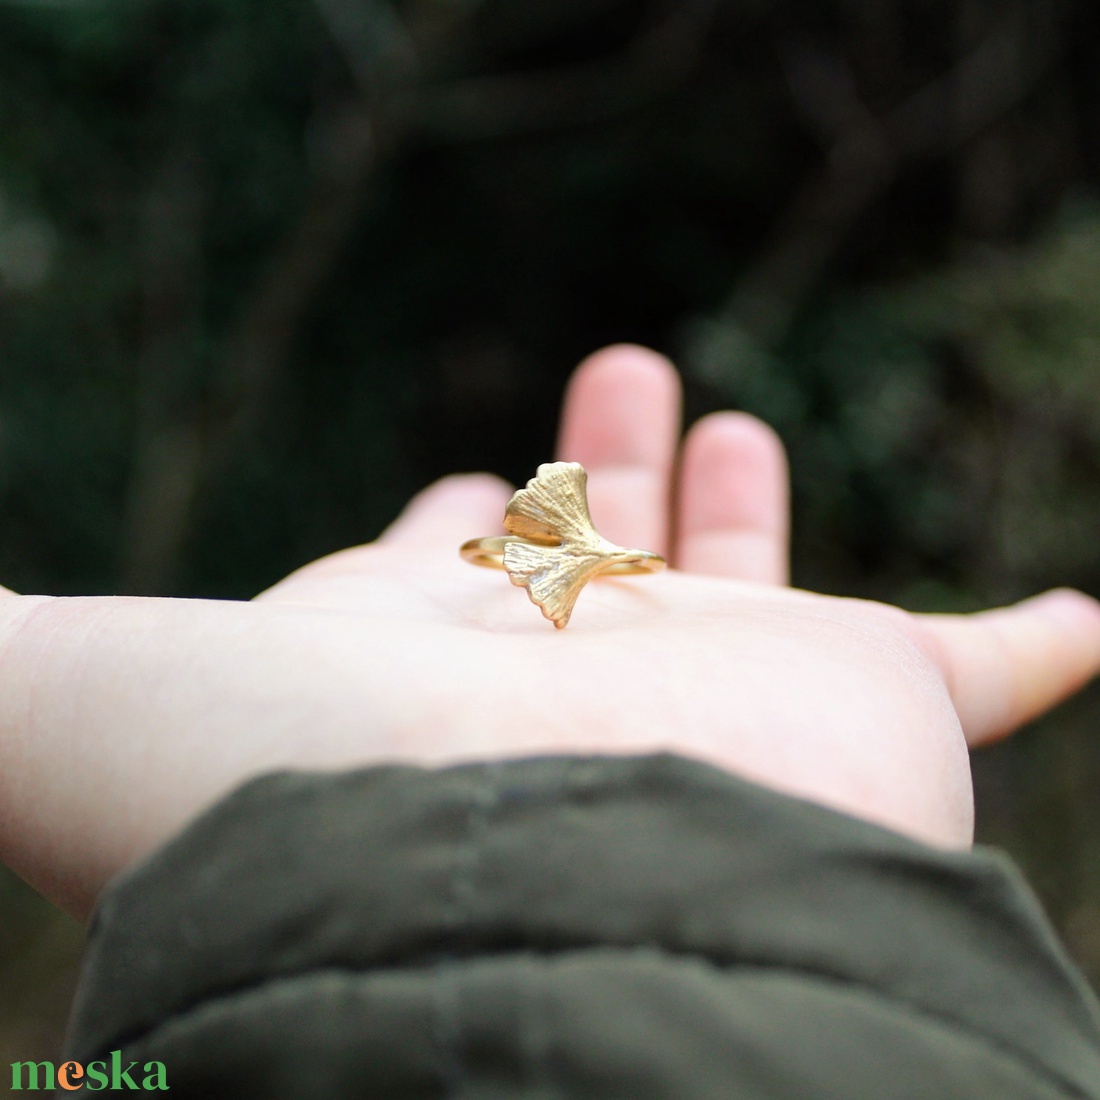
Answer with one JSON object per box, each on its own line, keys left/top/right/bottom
{"left": 2, "top": 346, "right": 1098, "bottom": 920}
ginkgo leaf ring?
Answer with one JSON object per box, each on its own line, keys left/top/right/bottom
{"left": 459, "top": 462, "right": 666, "bottom": 629}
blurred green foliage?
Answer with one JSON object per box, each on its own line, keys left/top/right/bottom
{"left": 691, "top": 207, "right": 1100, "bottom": 606}
{"left": 1, "top": 0, "right": 1099, "bottom": 1059}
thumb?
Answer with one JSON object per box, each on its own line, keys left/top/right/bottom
{"left": 920, "top": 589, "right": 1100, "bottom": 747}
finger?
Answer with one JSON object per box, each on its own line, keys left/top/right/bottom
{"left": 675, "top": 412, "right": 790, "bottom": 583}
{"left": 920, "top": 588, "right": 1100, "bottom": 747}
{"left": 555, "top": 344, "right": 681, "bottom": 555}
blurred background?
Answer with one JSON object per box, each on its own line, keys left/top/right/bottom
{"left": 2, "top": 0, "right": 1099, "bottom": 1060}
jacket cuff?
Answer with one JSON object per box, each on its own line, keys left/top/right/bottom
{"left": 66, "top": 754, "right": 1100, "bottom": 1097}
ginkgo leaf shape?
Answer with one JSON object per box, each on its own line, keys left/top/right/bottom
{"left": 502, "top": 462, "right": 651, "bottom": 628}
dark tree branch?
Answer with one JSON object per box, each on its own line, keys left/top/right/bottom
{"left": 721, "top": 5, "right": 1055, "bottom": 348}
{"left": 123, "top": 0, "right": 724, "bottom": 592}
{"left": 410, "top": 0, "right": 720, "bottom": 141}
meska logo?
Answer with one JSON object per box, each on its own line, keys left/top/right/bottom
{"left": 10, "top": 1050, "right": 168, "bottom": 1091}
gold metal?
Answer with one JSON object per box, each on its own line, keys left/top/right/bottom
{"left": 460, "top": 536, "right": 660, "bottom": 575}
{"left": 460, "top": 462, "right": 666, "bottom": 629}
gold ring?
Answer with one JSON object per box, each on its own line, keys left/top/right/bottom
{"left": 460, "top": 461, "right": 666, "bottom": 629}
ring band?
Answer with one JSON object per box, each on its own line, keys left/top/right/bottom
{"left": 459, "top": 461, "right": 666, "bottom": 629}
{"left": 460, "top": 536, "right": 665, "bottom": 576}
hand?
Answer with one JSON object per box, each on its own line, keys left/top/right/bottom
{"left": 2, "top": 346, "right": 1099, "bottom": 920}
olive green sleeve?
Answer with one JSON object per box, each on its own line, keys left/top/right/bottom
{"left": 63, "top": 754, "right": 1100, "bottom": 1098}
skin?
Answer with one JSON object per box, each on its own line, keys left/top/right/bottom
{"left": 1, "top": 344, "right": 1099, "bottom": 921}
